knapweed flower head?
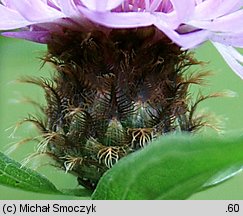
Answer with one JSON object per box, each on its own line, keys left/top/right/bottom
{"left": 1, "top": 0, "right": 243, "bottom": 77}
{"left": 1, "top": 0, "right": 243, "bottom": 190}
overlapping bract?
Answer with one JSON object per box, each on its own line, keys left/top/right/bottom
{"left": 1, "top": 0, "right": 243, "bottom": 78}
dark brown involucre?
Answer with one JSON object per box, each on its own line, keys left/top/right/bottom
{"left": 22, "top": 27, "right": 211, "bottom": 190}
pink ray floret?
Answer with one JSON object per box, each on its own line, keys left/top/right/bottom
{"left": 1, "top": 0, "right": 243, "bottom": 78}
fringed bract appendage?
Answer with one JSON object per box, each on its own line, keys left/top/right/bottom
{"left": 20, "top": 27, "right": 214, "bottom": 190}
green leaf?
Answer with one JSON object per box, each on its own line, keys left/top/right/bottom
{"left": 0, "top": 152, "right": 92, "bottom": 197}
{"left": 92, "top": 133, "right": 243, "bottom": 200}
{"left": 60, "top": 188, "right": 92, "bottom": 197}
{"left": 0, "top": 151, "right": 61, "bottom": 194}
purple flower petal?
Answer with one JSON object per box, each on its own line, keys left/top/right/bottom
{"left": 229, "top": 47, "right": 243, "bottom": 63}
{"left": 2, "top": 31, "right": 50, "bottom": 43}
{"left": 150, "top": 0, "right": 173, "bottom": 12}
{"left": 81, "top": 0, "right": 124, "bottom": 12}
{"left": 213, "top": 42, "right": 243, "bottom": 79}
{"left": 7, "top": 0, "right": 65, "bottom": 22}
{"left": 154, "top": 0, "right": 195, "bottom": 29}
{"left": 170, "top": 0, "right": 195, "bottom": 20}
{"left": 134, "top": 0, "right": 146, "bottom": 12}
{"left": 192, "top": 0, "right": 242, "bottom": 20}
{"left": 149, "top": 0, "right": 164, "bottom": 12}
{"left": 154, "top": 20, "right": 211, "bottom": 49}
{"left": 153, "top": 12, "right": 178, "bottom": 30}
{"left": 188, "top": 10, "right": 243, "bottom": 33}
{"left": 78, "top": 6, "right": 155, "bottom": 28}
{"left": 0, "top": 4, "right": 31, "bottom": 30}
{"left": 46, "top": 0, "right": 61, "bottom": 10}
{"left": 170, "top": 0, "right": 195, "bottom": 23}
{"left": 54, "top": 0, "right": 79, "bottom": 16}
{"left": 210, "top": 32, "right": 243, "bottom": 48}
{"left": 101, "top": 0, "right": 125, "bottom": 11}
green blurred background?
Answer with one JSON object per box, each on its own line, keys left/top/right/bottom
{"left": 1, "top": 36, "right": 243, "bottom": 200}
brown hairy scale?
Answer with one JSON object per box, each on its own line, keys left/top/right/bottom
{"left": 19, "top": 27, "right": 215, "bottom": 190}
